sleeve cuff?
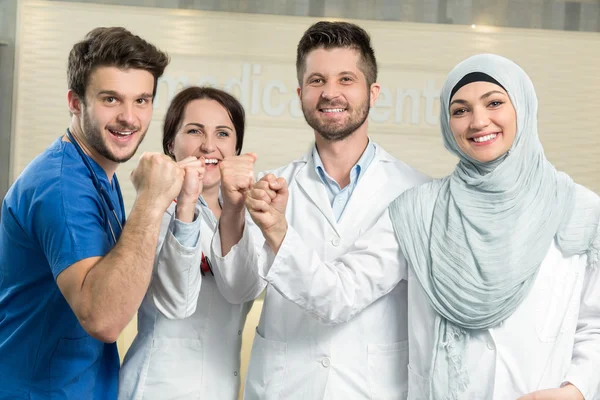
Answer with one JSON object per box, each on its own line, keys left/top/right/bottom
{"left": 258, "top": 227, "right": 290, "bottom": 279}
{"left": 172, "top": 209, "right": 201, "bottom": 248}
{"left": 562, "top": 375, "right": 590, "bottom": 399}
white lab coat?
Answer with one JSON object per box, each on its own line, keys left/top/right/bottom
{"left": 407, "top": 240, "right": 600, "bottom": 400}
{"left": 211, "top": 143, "right": 429, "bottom": 400}
{"left": 119, "top": 202, "right": 252, "bottom": 400}
{"left": 266, "top": 191, "right": 600, "bottom": 399}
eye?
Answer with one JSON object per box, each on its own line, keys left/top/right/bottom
{"left": 104, "top": 96, "right": 117, "bottom": 104}
{"left": 340, "top": 76, "right": 353, "bottom": 83}
{"left": 217, "top": 131, "right": 230, "bottom": 137}
{"left": 309, "top": 78, "right": 323, "bottom": 85}
{"left": 136, "top": 98, "right": 148, "bottom": 105}
{"left": 488, "top": 100, "right": 504, "bottom": 108}
{"left": 187, "top": 129, "right": 201, "bottom": 135}
{"left": 451, "top": 108, "right": 468, "bottom": 116}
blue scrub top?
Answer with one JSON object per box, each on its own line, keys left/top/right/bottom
{"left": 0, "top": 137, "right": 123, "bottom": 399}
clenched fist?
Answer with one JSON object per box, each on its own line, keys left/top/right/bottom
{"left": 130, "top": 152, "right": 184, "bottom": 213}
{"left": 175, "top": 156, "right": 205, "bottom": 222}
{"left": 219, "top": 153, "right": 257, "bottom": 214}
{"left": 245, "top": 174, "right": 289, "bottom": 253}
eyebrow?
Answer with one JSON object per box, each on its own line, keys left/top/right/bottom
{"left": 339, "top": 71, "right": 358, "bottom": 78}
{"left": 97, "top": 90, "right": 153, "bottom": 99}
{"left": 184, "top": 123, "right": 234, "bottom": 131}
{"left": 305, "top": 72, "right": 324, "bottom": 82}
{"left": 450, "top": 90, "right": 506, "bottom": 107}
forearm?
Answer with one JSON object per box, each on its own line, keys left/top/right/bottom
{"left": 263, "top": 216, "right": 406, "bottom": 325}
{"left": 175, "top": 201, "right": 196, "bottom": 223}
{"left": 211, "top": 220, "right": 267, "bottom": 304}
{"left": 81, "top": 199, "right": 163, "bottom": 341}
{"left": 261, "top": 219, "right": 288, "bottom": 254}
{"left": 152, "top": 213, "right": 203, "bottom": 319}
{"left": 219, "top": 209, "right": 245, "bottom": 256}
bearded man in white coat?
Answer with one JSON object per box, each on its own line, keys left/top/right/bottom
{"left": 212, "top": 21, "right": 429, "bottom": 399}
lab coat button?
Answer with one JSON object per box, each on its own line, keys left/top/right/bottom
{"left": 238, "top": 330, "right": 242, "bottom": 335}
{"left": 234, "top": 371, "right": 238, "bottom": 376}
{"left": 321, "top": 357, "right": 331, "bottom": 368}
{"left": 487, "top": 341, "right": 495, "bottom": 351}
{"left": 331, "top": 237, "right": 341, "bottom": 246}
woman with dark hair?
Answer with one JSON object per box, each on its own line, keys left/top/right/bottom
{"left": 118, "top": 86, "right": 251, "bottom": 400}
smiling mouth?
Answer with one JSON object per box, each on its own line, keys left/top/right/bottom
{"left": 108, "top": 128, "right": 136, "bottom": 137}
{"left": 204, "top": 158, "right": 219, "bottom": 165}
{"left": 319, "top": 108, "right": 346, "bottom": 113}
{"left": 470, "top": 132, "right": 499, "bottom": 143}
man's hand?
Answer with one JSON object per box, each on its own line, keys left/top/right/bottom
{"left": 176, "top": 156, "right": 205, "bottom": 222}
{"left": 517, "top": 384, "right": 584, "bottom": 400}
{"left": 130, "top": 152, "right": 184, "bottom": 215}
{"left": 219, "top": 153, "right": 257, "bottom": 215}
{"left": 245, "top": 174, "right": 289, "bottom": 253}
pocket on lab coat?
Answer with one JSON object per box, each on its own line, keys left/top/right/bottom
{"left": 535, "top": 265, "right": 580, "bottom": 343}
{"left": 243, "top": 329, "right": 287, "bottom": 400}
{"left": 407, "top": 364, "right": 429, "bottom": 400}
{"left": 142, "top": 337, "right": 203, "bottom": 399}
{"left": 367, "top": 340, "right": 409, "bottom": 399}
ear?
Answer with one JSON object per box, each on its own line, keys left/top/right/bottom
{"left": 368, "top": 83, "right": 381, "bottom": 108}
{"left": 296, "top": 86, "right": 302, "bottom": 99}
{"left": 67, "top": 90, "right": 83, "bottom": 115}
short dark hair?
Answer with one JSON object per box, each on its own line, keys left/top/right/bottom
{"left": 163, "top": 86, "right": 246, "bottom": 158}
{"left": 67, "top": 27, "right": 169, "bottom": 102}
{"left": 296, "top": 21, "right": 378, "bottom": 87}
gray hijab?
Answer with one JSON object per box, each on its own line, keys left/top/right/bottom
{"left": 389, "top": 54, "right": 600, "bottom": 399}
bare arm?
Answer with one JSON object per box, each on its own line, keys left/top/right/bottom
{"left": 56, "top": 153, "right": 185, "bottom": 343}
{"left": 219, "top": 210, "right": 246, "bottom": 256}
{"left": 218, "top": 153, "right": 256, "bottom": 256}
{"left": 57, "top": 199, "right": 163, "bottom": 342}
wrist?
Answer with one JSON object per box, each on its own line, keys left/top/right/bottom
{"left": 263, "top": 220, "right": 287, "bottom": 254}
{"left": 130, "top": 196, "right": 165, "bottom": 223}
{"left": 175, "top": 202, "right": 196, "bottom": 223}
{"left": 221, "top": 197, "right": 245, "bottom": 214}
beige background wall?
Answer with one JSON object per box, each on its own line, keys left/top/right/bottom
{"left": 10, "top": 1, "right": 600, "bottom": 397}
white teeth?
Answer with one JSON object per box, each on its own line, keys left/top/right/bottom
{"left": 322, "top": 108, "right": 345, "bottom": 113}
{"left": 111, "top": 130, "right": 133, "bottom": 136}
{"left": 472, "top": 133, "right": 498, "bottom": 143}
{"left": 205, "top": 159, "right": 218, "bottom": 164}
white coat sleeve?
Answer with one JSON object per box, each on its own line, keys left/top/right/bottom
{"left": 564, "top": 260, "right": 600, "bottom": 400}
{"left": 210, "top": 213, "right": 268, "bottom": 305}
{"left": 258, "top": 209, "right": 408, "bottom": 325}
{"left": 150, "top": 204, "right": 204, "bottom": 320}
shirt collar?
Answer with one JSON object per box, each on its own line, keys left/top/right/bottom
{"left": 313, "top": 138, "right": 374, "bottom": 184}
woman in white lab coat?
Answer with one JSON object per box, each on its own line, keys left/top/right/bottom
{"left": 388, "top": 54, "right": 600, "bottom": 399}
{"left": 118, "top": 86, "right": 252, "bottom": 400}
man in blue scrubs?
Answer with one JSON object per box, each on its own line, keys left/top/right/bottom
{"left": 0, "top": 27, "right": 188, "bottom": 399}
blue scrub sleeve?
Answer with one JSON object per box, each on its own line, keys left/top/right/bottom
{"left": 32, "top": 174, "right": 113, "bottom": 280}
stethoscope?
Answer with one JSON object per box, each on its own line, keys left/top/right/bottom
{"left": 66, "top": 128, "right": 125, "bottom": 245}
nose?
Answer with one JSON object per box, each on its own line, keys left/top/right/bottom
{"left": 116, "top": 104, "right": 136, "bottom": 128}
{"left": 200, "top": 133, "right": 216, "bottom": 154}
{"left": 321, "top": 81, "right": 341, "bottom": 101}
{"left": 469, "top": 106, "right": 491, "bottom": 131}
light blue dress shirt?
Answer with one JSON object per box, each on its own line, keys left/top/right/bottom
{"left": 313, "top": 140, "right": 376, "bottom": 221}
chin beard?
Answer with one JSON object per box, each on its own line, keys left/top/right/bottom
{"left": 302, "top": 94, "right": 370, "bottom": 142}
{"left": 81, "top": 111, "right": 145, "bottom": 163}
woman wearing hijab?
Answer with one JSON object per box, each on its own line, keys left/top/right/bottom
{"left": 388, "top": 54, "right": 600, "bottom": 399}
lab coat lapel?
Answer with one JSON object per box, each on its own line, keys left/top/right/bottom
{"left": 337, "top": 146, "right": 402, "bottom": 231}
{"left": 294, "top": 150, "right": 341, "bottom": 236}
